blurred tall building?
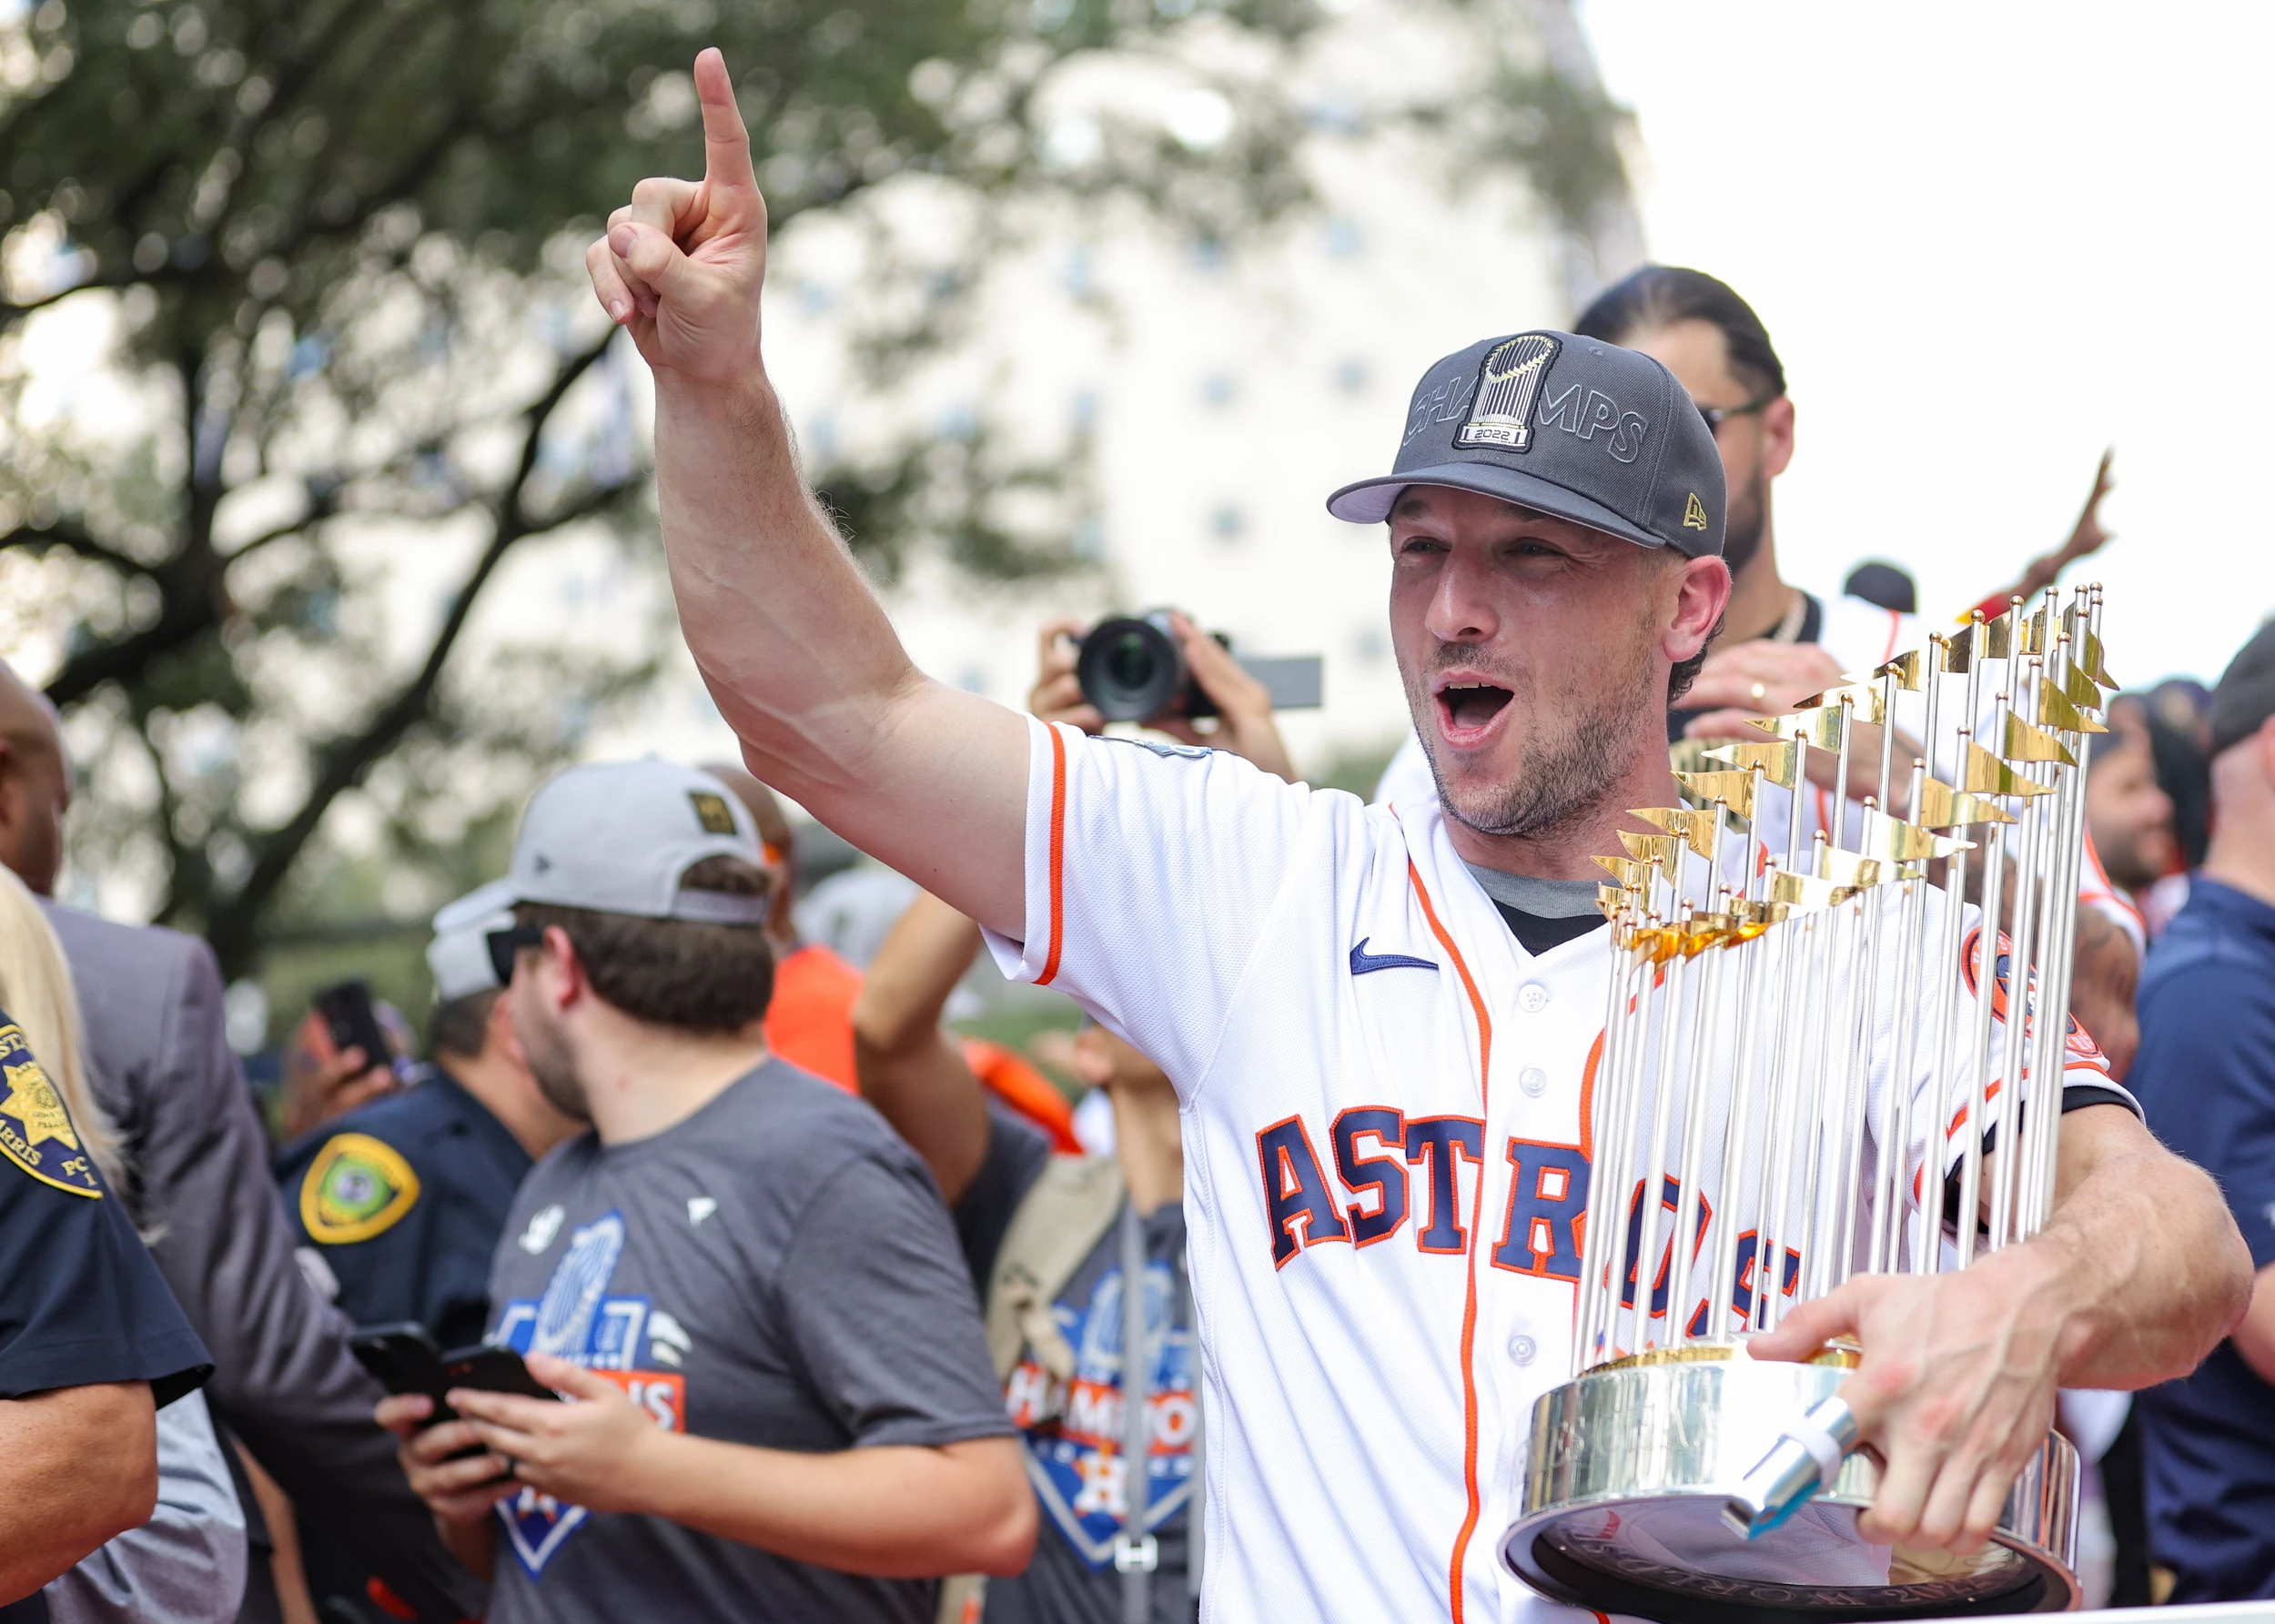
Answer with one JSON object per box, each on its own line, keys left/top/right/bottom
{"left": 614, "top": 0, "right": 1641, "bottom": 782}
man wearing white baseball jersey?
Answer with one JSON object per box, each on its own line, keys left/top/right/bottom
{"left": 1374, "top": 266, "right": 2148, "bottom": 1071}
{"left": 586, "top": 53, "right": 2250, "bottom": 1623}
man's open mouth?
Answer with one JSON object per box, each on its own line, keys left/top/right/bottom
{"left": 1437, "top": 681, "right": 1513, "bottom": 733}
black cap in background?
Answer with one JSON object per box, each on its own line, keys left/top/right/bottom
{"left": 2210, "top": 619, "right": 2275, "bottom": 758}
{"left": 1326, "top": 329, "right": 1727, "bottom": 560}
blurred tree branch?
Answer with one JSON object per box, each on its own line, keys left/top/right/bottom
{"left": 0, "top": 0, "right": 1628, "bottom": 993}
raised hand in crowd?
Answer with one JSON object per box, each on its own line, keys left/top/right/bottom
{"left": 1028, "top": 611, "right": 1299, "bottom": 783}
{"left": 278, "top": 1009, "right": 397, "bottom": 1142}
{"left": 1971, "top": 448, "right": 2117, "bottom": 619}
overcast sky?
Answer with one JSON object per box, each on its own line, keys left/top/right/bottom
{"left": 1575, "top": 1, "right": 2275, "bottom": 689}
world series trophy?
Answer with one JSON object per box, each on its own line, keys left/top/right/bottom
{"left": 1503, "top": 586, "right": 2118, "bottom": 1621}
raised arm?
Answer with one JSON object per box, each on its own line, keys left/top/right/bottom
{"left": 586, "top": 48, "right": 1027, "bottom": 933}
{"left": 851, "top": 893, "right": 992, "bottom": 1204}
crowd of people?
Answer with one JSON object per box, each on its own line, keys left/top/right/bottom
{"left": 1, "top": 52, "right": 2271, "bottom": 1624}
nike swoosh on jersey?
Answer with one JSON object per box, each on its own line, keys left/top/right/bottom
{"left": 1349, "top": 938, "right": 1439, "bottom": 976}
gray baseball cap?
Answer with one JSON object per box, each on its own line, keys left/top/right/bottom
{"left": 493, "top": 758, "right": 769, "bottom": 925}
{"left": 1326, "top": 329, "right": 1727, "bottom": 558}
{"left": 427, "top": 882, "right": 515, "bottom": 999}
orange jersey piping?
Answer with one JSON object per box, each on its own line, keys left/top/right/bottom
{"left": 1407, "top": 857, "right": 1492, "bottom": 1624}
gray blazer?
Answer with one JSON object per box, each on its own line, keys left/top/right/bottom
{"left": 45, "top": 902, "right": 484, "bottom": 1624}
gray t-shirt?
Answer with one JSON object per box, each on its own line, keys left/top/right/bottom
{"left": 482, "top": 1060, "right": 1012, "bottom": 1624}
{"left": 956, "top": 1110, "right": 1197, "bottom": 1624}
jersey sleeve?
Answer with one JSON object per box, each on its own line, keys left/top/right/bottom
{"left": 775, "top": 1151, "right": 1015, "bottom": 1450}
{"left": 0, "top": 1058, "right": 211, "bottom": 1407}
{"left": 981, "top": 717, "right": 1324, "bottom": 1090}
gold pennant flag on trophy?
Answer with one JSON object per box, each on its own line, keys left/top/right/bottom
{"left": 1860, "top": 808, "right": 1977, "bottom": 861}
{"left": 1873, "top": 648, "right": 1928, "bottom": 692}
{"left": 2060, "top": 659, "right": 2104, "bottom": 711}
{"left": 1631, "top": 807, "right": 1718, "bottom": 861}
{"left": 2078, "top": 626, "right": 2117, "bottom": 688}
{"left": 1768, "top": 869, "right": 1860, "bottom": 911}
{"left": 1702, "top": 741, "right": 1799, "bottom": 786}
{"left": 1917, "top": 773, "right": 2018, "bottom": 827}
{"left": 1818, "top": 847, "right": 1887, "bottom": 889}
{"left": 2035, "top": 679, "right": 2108, "bottom": 736}
{"left": 1793, "top": 681, "right": 1890, "bottom": 723}
{"left": 1594, "top": 853, "right": 1651, "bottom": 889}
{"left": 1673, "top": 770, "right": 1759, "bottom": 819}
{"left": 2001, "top": 711, "right": 2078, "bottom": 766}
{"left": 1965, "top": 741, "right": 2055, "bottom": 798}
{"left": 1617, "top": 830, "right": 1687, "bottom": 869}
{"left": 1746, "top": 705, "right": 1853, "bottom": 750}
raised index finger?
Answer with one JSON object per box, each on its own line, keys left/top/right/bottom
{"left": 693, "top": 46, "right": 757, "bottom": 195}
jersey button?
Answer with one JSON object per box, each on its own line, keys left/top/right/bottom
{"left": 1508, "top": 1333, "right": 1538, "bottom": 1366}
{"left": 1518, "top": 1067, "right": 1548, "bottom": 1097}
{"left": 1516, "top": 982, "right": 1550, "bottom": 1013}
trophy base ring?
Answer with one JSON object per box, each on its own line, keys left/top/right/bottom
{"left": 1505, "top": 1348, "right": 2079, "bottom": 1621}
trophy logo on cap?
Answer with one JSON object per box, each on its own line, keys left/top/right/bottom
{"left": 1504, "top": 585, "right": 2117, "bottom": 1621}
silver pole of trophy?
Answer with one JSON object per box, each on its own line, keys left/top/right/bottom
{"left": 1514, "top": 600, "right": 2105, "bottom": 1619}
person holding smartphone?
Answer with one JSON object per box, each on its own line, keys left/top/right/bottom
{"left": 378, "top": 758, "right": 1032, "bottom": 1624}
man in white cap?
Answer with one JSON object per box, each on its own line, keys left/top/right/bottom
{"left": 378, "top": 758, "right": 1032, "bottom": 1624}
{"left": 277, "top": 886, "right": 580, "bottom": 1350}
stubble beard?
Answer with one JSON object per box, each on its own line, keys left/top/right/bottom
{"left": 1414, "top": 620, "right": 1663, "bottom": 843}
{"left": 516, "top": 1002, "right": 592, "bottom": 1122}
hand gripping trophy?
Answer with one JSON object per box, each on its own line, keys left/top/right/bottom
{"left": 1503, "top": 586, "right": 2117, "bottom": 1621}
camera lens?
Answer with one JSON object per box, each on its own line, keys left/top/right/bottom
{"left": 1105, "top": 631, "right": 1157, "bottom": 692}
{"left": 1076, "top": 615, "right": 1187, "bottom": 722}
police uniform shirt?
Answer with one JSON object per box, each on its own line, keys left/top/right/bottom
{"left": 2130, "top": 877, "right": 2275, "bottom": 1602}
{"left": 277, "top": 1071, "right": 532, "bottom": 1348}
{"left": 0, "top": 1010, "right": 213, "bottom": 1624}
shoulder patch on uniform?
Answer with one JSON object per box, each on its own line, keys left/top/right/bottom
{"left": 0, "top": 1018, "right": 101, "bottom": 1198}
{"left": 300, "top": 1132, "right": 420, "bottom": 1244}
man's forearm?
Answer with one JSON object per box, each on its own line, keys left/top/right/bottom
{"left": 634, "top": 1432, "right": 1033, "bottom": 1579}
{"left": 0, "top": 1383, "right": 157, "bottom": 1604}
{"left": 2034, "top": 1106, "right": 2250, "bottom": 1391}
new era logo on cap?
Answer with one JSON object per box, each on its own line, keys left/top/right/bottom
{"left": 1330, "top": 328, "right": 1727, "bottom": 560}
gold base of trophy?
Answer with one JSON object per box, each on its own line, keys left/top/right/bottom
{"left": 1504, "top": 1346, "right": 2079, "bottom": 1621}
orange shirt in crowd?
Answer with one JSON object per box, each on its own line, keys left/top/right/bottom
{"left": 763, "top": 942, "right": 1083, "bottom": 1155}
{"left": 763, "top": 942, "right": 864, "bottom": 1093}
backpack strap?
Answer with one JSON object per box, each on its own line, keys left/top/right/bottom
{"left": 940, "top": 1155, "right": 1129, "bottom": 1624}
{"left": 984, "top": 1153, "right": 1127, "bottom": 1381}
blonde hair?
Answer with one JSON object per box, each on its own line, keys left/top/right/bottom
{"left": 0, "top": 864, "right": 123, "bottom": 1189}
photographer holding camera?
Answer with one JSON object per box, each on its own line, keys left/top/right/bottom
{"left": 1030, "top": 612, "right": 1299, "bottom": 784}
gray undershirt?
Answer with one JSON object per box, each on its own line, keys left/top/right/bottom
{"left": 1463, "top": 865, "right": 1605, "bottom": 918}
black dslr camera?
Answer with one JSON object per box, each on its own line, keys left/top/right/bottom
{"left": 1075, "top": 611, "right": 1323, "bottom": 725}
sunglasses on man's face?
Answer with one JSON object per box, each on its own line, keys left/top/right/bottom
{"left": 485, "top": 923, "right": 545, "bottom": 988}
{"left": 1695, "top": 395, "right": 1777, "bottom": 437}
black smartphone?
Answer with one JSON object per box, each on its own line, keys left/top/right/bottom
{"left": 314, "top": 978, "right": 396, "bottom": 1076}
{"left": 348, "top": 1323, "right": 456, "bottom": 1421}
{"left": 441, "top": 1344, "right": 562, "bottom": 1404}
